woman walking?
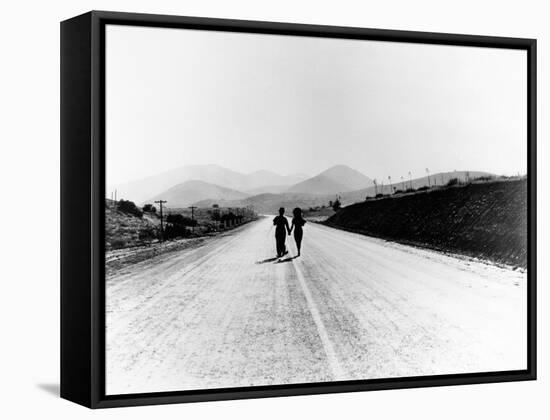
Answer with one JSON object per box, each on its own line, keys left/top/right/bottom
{"left": 289, "top": 207, "right": 306, "bottom": 257}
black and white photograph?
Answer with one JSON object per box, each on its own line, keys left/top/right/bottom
{"left": 103, "top": 23, "right": 529, "bottom": 396}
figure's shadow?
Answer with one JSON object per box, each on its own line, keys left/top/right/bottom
{"left": 256, "top": 257, "right": 279, "bottom": 264}
{"left": 256, "top": 255, "right": 299, "bottom": 264}
{"left": 276, "top": 256, "right": 298, "bottom": 263}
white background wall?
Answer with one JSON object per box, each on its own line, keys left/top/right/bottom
{"left": 0, "top": 0, "right": 547, "bottom": 418}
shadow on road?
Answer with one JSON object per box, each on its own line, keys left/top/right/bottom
{"left": 256, "top": 257, "right": 279, "bottom": 264}
{"left": 256, "top": 255, "right": 299, "bottom": 264}
{"left": 276, "top": 256, "right": 298, "bottom": 263}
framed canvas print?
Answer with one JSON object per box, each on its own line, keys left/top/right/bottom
{"left": 60, "top": 11, "right": 536, "bottom": 408}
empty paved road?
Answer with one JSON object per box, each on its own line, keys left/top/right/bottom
{"left": 106, "top": 216, "right": 526, "bottom": 395}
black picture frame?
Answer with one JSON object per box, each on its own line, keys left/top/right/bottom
{"left": 61, "top": 10, "right": 537, "bottom": 409}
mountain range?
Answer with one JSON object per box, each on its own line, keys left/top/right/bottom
{"left": 110, "top": 164, "right": 493, "bottom": 213}
{"left": 111, "top": 164, "right": 308, "bottom": 204}
{"left": 142, "top": 164, "right": 373, "bottom": 208}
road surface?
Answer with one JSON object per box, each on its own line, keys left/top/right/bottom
{"left": 106, "top": 216, "right": 526, "bottom": 395}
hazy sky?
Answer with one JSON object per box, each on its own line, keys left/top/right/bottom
{"left": 106, "top": 24, "right": 527, "bottom": 186}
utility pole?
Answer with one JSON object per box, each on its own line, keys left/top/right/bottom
{"left": 388, "top": 176, "right": 392, "bottom": 194}
{"left": 401, "top": 176, "right": 405, "bottom": 191}
{"left": 373, "top": 179, "right": 378, "bottom": 196}
{"left": 188, "top": 206, "right": 197, "bottom": 232}
{"left": 426, "top": 168, "right": 431, "bottom": 187}
{"left": 408, "top": 171, "right": 412, "bottom": 190}
{"left": 155, "top": 200, "right": 167, "bottom": 241}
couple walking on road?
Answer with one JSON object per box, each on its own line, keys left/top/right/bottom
{"left": 273, "top": 207, "right": 306, "bottom": 258}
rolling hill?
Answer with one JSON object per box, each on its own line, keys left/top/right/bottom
{"left": 146, "top": 180, "right": 249, "bottom": 208}
{"left": 341, "top": 171, "right": 493, "bottom": 204}
{"left": 287, "top": 165, "right": 372, "bottom": 195}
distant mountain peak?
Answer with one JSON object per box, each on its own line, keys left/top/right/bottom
{"left": 287, "top": 165, "right": 372, "bottom": 195}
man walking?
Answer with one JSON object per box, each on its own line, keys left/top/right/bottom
{"left": 273, "top": 207, "right": 290, "bottom": 258}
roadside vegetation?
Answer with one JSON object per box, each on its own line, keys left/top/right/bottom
{"left": 106, "top": 199, "right": 257, "bottom": 251}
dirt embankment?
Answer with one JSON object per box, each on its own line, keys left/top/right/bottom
{"left": 324, "top": 179, "right": 527, "bottom": 268}
{"left": 105, "top": 206, "right": 160, "bottom": 250}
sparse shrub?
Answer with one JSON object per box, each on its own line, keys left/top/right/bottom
{"left": 111, "top": 238, "right": 126, "bottom": 249}
{"left": 142, "top": 204, "right": 156, "bottom": 213}
{"left": 405, "top": 188, "right": 415, "bottom": 193}
{"left": 417, "top": 186, "right": 429, "bottom": 192}
{"left": 474, "top": 176, "right": 495, "bottom": 182}
{"left": 138, "top": 227, "right": 157, "bottom": 243}
{"left": 446, "top": 178, "right": 460, "bottom": 187}
{"left": 393, "top": 189, "right": 403, "bottom": 194}
{"left": 117, "top": 199, "right": 143, "bottom": 218}
{"left": 375, "top": 193, "right": 384, "bottom": 198}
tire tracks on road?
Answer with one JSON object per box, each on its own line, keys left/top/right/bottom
{"left": 292, "top": 257, "right": 346, "bottom": 380}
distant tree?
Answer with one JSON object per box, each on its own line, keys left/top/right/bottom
{"left": 142, "top": 204, "right": 156, "bottom": 213}
{"left": 332, "top": 198, "right": 341, "bottom": 211}
{"left": 166, "top": 214, "right": 197, "bottom": 227}
{"left": 446, "top": 178, "right": 460, "bottom": 187}
{"left": 164, "top": 223, "right": 190, "bottom": 239}
{"left": 117, "top": 199, "right": 143, "bottom": 218}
